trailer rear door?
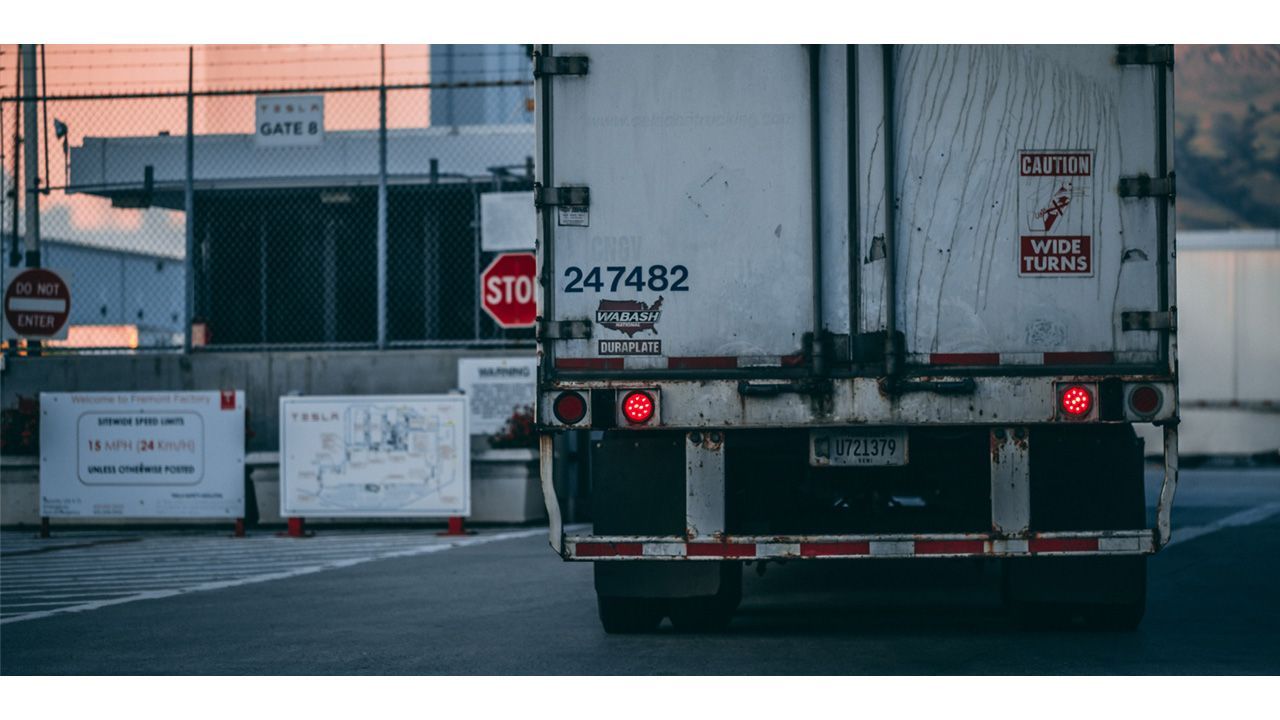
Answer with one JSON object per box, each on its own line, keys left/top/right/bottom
{"left": 539, "top": 45, "right": 816, "bottom": 373}
{"left": 887, "top": 45, "right": 1171, "bottom": 369}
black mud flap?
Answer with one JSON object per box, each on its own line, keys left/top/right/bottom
{"left": 592, "top": 431, "right": 685, "bottom": 536}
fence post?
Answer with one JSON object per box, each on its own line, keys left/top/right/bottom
{"left": 183, "top": 46, "right": 195, "bottom": 353}
{"left": 376, "top": 45, "right": 388, "bottom": 349}
{"left": 472, "top": 182, "right": 481, "bottom": 340}
{"left": 21, "top": 45, "right": 40, "bottom": 270}
{"left": 21, "top": 46, "right": 41, "bottom": 356}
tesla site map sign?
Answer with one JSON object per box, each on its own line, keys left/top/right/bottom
{"left": 279, "top": 395, "right": 470, "bottom": 517}
{"left": 40, "top": 391, "right": 246, "bottom": 518}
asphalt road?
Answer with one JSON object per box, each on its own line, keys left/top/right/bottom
{"left": 3, "top": 467, "right": 1279, "bottom": 675}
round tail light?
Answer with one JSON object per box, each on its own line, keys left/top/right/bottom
{"left": 1060, "top": 385, "right": 1093, "bottom": 417}
{"left": 552, "top": 391, "right": 587, "bottom": 425}
{"left": 1128, "top": 385, "right": 1162, "bottom": 416}
{"left": 621, "top": 391, "right": 655, "bottom": 424}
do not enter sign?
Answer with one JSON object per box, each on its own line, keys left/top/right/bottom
{"left": 480, "top": 252, "right": 536, "bottom": 329}
{"left": 4, "top": 268, "right": 71, "bottom": 340}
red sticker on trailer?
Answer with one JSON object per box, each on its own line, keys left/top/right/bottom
{"left": 1020, "top": 236, "right": 1092, "bottom": 275}
{"left": 1017, "top": 150, "right": 1094, "bottom": 277}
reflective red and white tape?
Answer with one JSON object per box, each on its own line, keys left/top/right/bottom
{"left": 556, "top": 355, "right": 805, "bottom": 371}
{"left": 567, "top": 532, "right": 1155, "bottom": 560}
{"left": 554, "top": 352, "right": 1126, "bottom": 371}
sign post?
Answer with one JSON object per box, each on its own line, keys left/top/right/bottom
{"left": 3, "top": 268, "right": 71, "bottom": 341}
{"left": 480, "top": 252, "right": 536, "bottom": 329}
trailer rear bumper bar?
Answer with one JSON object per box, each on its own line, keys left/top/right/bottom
{"left": 561, "top": 529, "right": 1156, "bottom": 560}
{"left": 539, "top": 425, "right": 1180, "bottom": 560}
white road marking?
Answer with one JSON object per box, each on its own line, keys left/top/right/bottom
{"left": 0, "top": 528, "right": 545, "bottom": 625}
{"left": 1, "top": 592, "right": 143, "bottom": 600}
{"left": 1166, "top": 502, "right": 1280, "bottom": 547}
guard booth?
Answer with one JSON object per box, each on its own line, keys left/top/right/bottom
{"left": 66, "top": 123, "right": 536, "bottom": 348}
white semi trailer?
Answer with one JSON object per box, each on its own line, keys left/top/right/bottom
{"left": 533, "top": 45, "right": 1178, "bottom": 633}
{"left": 1135, "top": 230, "right": 1279, "bottom": 459}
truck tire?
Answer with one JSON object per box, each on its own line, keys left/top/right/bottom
{"left": 667, "top": 562, "right": 742, "bottom": 633}
{"left": 1076, "top": 559, "right": 1147, "bottom": 630}
{"left": 596, "top": 595, "right": 666, "bottom": 634}
{"left": 1004, "top": 556, "right": 1146, "bottom": 630}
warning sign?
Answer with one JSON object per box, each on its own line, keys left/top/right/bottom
{"left": 1020, "top": 236, "right": 1091, "bottom": 274}
{"left": 1018, "top": 150, "right": 1094, "bottom": 277}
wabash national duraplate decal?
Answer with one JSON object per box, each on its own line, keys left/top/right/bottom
{"left": 1017, "top": 150, "right": 1094, "bottom": 277}
{"left": 596, "top": 296, "right": 663, "bottom": 356}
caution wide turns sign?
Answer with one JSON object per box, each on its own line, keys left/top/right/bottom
{"left": 1017, "top": 151, "right": 1095, "bottom": 277}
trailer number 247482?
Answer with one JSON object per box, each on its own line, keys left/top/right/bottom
{"left": 563, "top": 265, "right": 690, "bottom": 293}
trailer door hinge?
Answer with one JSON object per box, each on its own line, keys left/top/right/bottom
{"left": 1122, "top": 311, "right": 1175, "bottom": 332}
{"left": 533, "top": 54, "right": 589, "bottom": 78}
{"left": 538, "top": 318, "right": 592, "bottom": 340}
{"left": 1118, "top": 173, "right": 1176, "bottom": 199}
{"left": 1116, "top": 45, "right": 1174, "bottom": 68}
{"left": 533, "top": 183, "right": 590, "bottom": 209}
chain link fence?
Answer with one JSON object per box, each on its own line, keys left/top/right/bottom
{"left": 1, "top": 44, "right": 537, "bottom": 353}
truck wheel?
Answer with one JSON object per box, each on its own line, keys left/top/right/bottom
{"left": 1076, "top": 558, "right": 1147, "bottom": 630}
{"left": 597, "top": 595, "right": 665, "bottom": 634}
{"left": 667, "top": 562, "right": 742, "bottom": 633}
{"left": 1077, "top": 600, "right": 1146, "bottom": 631}
{"left": 1004, "top": 556, "right": 1146, "bottom": 631}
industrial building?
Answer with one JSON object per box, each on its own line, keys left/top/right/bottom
{"left": 1, "top": 236, "right": 184, "bottom": 347}
{"left": 58, "top": 43, "right": 535, "bottom": 348}
{"left": 67, "top": 123, "right": 534, "bottom": 346}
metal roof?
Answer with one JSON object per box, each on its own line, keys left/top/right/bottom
{"left": 1178, "top": 229, "right": 1280, "bottom": 250}
{"left": 68, "top": 123, "right": 534, "bottom": 209}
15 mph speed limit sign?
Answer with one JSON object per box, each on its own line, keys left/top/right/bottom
{"left": 4, "top": 268, "right": 71, "bottom": 340}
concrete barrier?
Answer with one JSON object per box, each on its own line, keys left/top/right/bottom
{"left": 0, "top": 347, "right": 533, "bottom": 454}
{"left": 1, "top": 347, "right": 551, "bottom": 528}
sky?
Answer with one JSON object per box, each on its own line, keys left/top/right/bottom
{"left": 0, "top": 44, "right": 429, "bottom": 95}
{"left": 0, "top": 45, "right": 457, "bottom": 254}
{"left": 2, "top": 44, "right": 1275, "bottom": 256}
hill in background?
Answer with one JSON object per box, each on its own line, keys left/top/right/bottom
{"left": 1176, "top": 45, "right": 1280, "bottom": 229}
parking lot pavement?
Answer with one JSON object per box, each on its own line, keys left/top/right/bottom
{"left": 1, "top": 526, "right": 545, "bottom": 625}
{"left": 2, "top": 467, "right": 1278, "bottom": 675}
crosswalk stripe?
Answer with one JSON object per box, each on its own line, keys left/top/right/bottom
{"left": 0, "top": 528, "right": 545, "bottom": 625}
{"left": 3, "top": 557, "right": 415, "bottom": 579}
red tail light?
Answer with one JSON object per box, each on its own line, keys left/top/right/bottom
{"left": 621, "top": 391, "right": 655, "bottom": 424}
{"left": 1060, "top": 385, "right": 1093, "bottom": 417}
{"left": 1128, "top": 385, "right": 1162, "bottom": 416}
{"left": 552, "top": 391, "right": 587, "bottom": 425}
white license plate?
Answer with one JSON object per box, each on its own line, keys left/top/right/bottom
{"left": 810, "top": 429, "right": 909, "bottom": 467}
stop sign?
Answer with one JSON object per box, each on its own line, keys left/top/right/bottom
{"left": 4, "top": 268, "right": 71, "bottom": 340}
{"left": 480, "top": 252, "right": 536, "bottom": 329}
